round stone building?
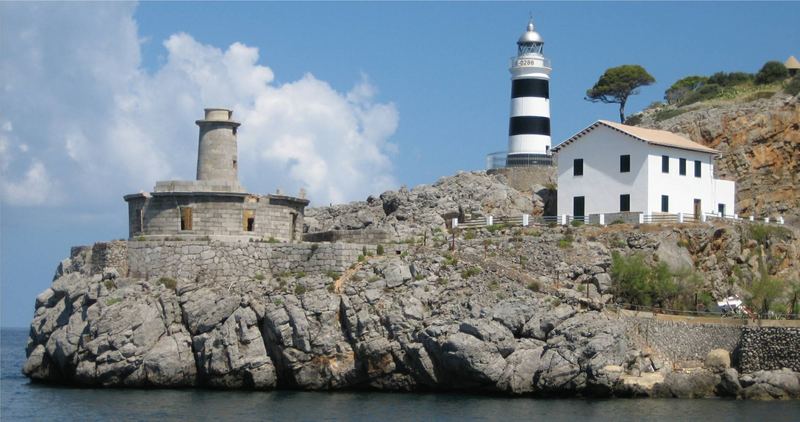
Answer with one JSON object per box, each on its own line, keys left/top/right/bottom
{"left": 124, "top": 108, "right": 309, "bottom": 241}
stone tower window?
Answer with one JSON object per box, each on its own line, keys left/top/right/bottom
{"left": 133, "top": 208, "right": 143, "bottom": 234}
{"left": 180, "top": 207, "right": 193, "bottom": 231}
{"left": 243, "top": 210, "right": 255, "bottom": 232}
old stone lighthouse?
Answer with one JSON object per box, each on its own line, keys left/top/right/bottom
{"left": 124, "top": 108, "right": 309, "bottom": 241}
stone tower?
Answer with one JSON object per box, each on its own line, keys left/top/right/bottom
{"left": 196, "top": 108, "right": 241, "bottom": 184}
{"left": 506, "top": 19, "right": 552, "bottom": 166}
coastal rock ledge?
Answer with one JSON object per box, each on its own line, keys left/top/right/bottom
{"left": 23, "top": 231, "right": 800, "bottom": 399}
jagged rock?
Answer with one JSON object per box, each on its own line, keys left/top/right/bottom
{"left": 653, "top": 371, "right": 720, "bottom": 398}
{"left": 22, "top": 195, "right": 800, "bottom": 398}
{"left": 656, "top": 237, "right": 693, "bottom": 271}
{"left": 716, "top": 368, "right": 742, "bottom": 397}
{"left": 739, "top": 369, "right": 800, "bottom": 400}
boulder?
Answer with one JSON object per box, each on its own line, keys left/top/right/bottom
{"left": 704, "top": 349, "right": 731, "bottom": 373}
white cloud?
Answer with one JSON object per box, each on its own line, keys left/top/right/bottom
{"left": 1, "top": 160, "right": 56, "bottom": 206}
{"left": 0, "top": 3, "right": 398, "bottom": 209}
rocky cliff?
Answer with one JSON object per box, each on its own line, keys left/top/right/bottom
{"left": 304, "top": 171, "right": 548, "bottom": 240}
{"left": 23, "top": 220, "right": 800, "bottom": 399}
{"left": 635, "top": 94, "right": 800, "bottom": 225}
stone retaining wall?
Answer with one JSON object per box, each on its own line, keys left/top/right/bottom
{"left": 739, "top": 327, "right": 800, "bottom": 372}
{"left": 125, "top": 240, "right": 375, "bottom": 282}
{"left": 85, "top": 241, "right": 129, "bottom": 276}
{"left": 622, "top": 316, "right": 743, "bottom": 363}
{"left": 303, "top": 228, "right": 393, "bottom": 244}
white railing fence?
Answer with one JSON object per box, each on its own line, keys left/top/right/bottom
{"left": 450, "top": 211, "right": 786, "bottom": 229}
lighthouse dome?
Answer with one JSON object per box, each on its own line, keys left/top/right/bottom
{"left": 517, "top": 22, "right": 544, "bottom": 44}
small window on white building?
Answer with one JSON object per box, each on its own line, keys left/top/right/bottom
{"left": 620, "top": 155, "right": 630, "bottom": 173}
{"left": 620, "top": 194, "right": 630, "bottom": 212}
{"left": 718, "top": 204, "right": 726, "bottom": 216}
{"left": 661, "top": 155, "right": 669, "bottom": 173}
{"left": 573, "top": 159, "right": 583, "bottom": 176}
{"left": 679, "top": 158, "right": 687, "bottom": 175}
{"left": 660, "top": 195, "right": 669, "bottom": 213}
{"left": 694, "top": 160, "right": 701, "bottom": 177}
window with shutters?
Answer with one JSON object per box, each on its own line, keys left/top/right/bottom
{"left": 573, "top": 159, "right": 583, "bottom": 176}
{"left": 620, "top": 155, "right": 630, "bottom": 173}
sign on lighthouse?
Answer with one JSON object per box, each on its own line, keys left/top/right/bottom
{"left": 506, "top": 19, "right": 552, "bottom": 167}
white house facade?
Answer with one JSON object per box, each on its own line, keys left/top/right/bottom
{"left": 553, "top": 120, "right": 735, "bottom": 219}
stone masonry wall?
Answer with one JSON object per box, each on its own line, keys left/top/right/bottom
{"left": 739, "top": 327, "right": 800, "bottom": 372}
{"left": 127, "top": 240, "right": 374, "bottom": 282}
{"left": 302, "top": 229, "right": 393, "bottom": 244}
{"left": 89, "top": 241, "right": 129, "bottom": 276}
{"left": 622, "top": 316, "right": 743, "bottom": 363}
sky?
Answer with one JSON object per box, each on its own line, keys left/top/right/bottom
{"left": 1, "top": 1, "right": 799, "bottom": 327}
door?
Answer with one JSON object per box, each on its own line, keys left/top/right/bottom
{"left": 573, "top": 196, "right": 585, "bottom": 218}
{"left": 694, "top": 199, "right": 701, "bottom": 220}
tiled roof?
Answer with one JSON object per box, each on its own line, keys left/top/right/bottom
{"left": 785, "top": 55, "right": 800, "bottom": 70}
{"left": 553, "top": 120, "right": 719, "bottom": 154}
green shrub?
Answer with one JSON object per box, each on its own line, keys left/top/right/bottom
{"left": 681, "top": 83, "right": 722, "bottom": 105}
{"left": 157, "top": 277, "right": 177, "bottom": 291}
{"left": 273, "top": 298, "right": 283, "bottom": 306}
{"left": 624, "top": 114, "right": 643, "bottom": 126}
{"left": 653, "top": 107, "right": 691, "bottom": 122}
{"left": 358, "top": 254, "right": 366, "bottom": 262}
{"left": 368, "top": 275, "right": 380, "bottom": 283}
{"left": 442, "top": 252, "right": 458, "bottom": 267}
{"left": 376, "top": 245, "right": 384, "bottom": 256}
{"left": 310, "top": 244, "right": 319, "bottom": 252}
{"left": 558, "top": 236, "right": 573, "bottom": 249}
{"left": 610, "top": 219, "right": 625, "bottom": 225}
{"left": 325, "top": 271, "right": 341, "bottom": 280}
{"left": 461, "top": 267, "right": 481, "bottom": 279}
{"left": 664, "top": 75, "right": 708, "bottom": 104}
{"left": 610, "top": 252, "right": 705, "bottom": 309}
{"left": 294, "top": 271, "right": 307, "bottom": 278}
{"left": 103, "top": 280, "right": 116, "bottom": 290}
{"left": 570, "top": 219, "right": 584, "bottom": 227}
{"left": 755, "top": 61, "right": 788, "bottom": 85}
{"left": 464, "top": 230, "right": 476, "bottom": 240}
{"left": 294, "top": 285, "right": 307, "bottom": 295}
{"left": 327, "top": 283, "right": 336, "bottom": 293}
{"left": 744, "top": 91, "right": 776, "bottom": 102}
{"left": 784, "top": 76, "right": 800, "bottom": 96}
{"left": 527, "top": 281, "right": 541, "bottom": 292}
{"left": 486, "top": 223, "right": 506, "bottom": 233}
{"left": 748, "top": 224, "right": 792, "bottom": 246}
{"left": 747, "top": 275, "right": 785, "bottom": 313}
{"left": 708, "top": 71, "right": 752, "bottom": 87}
{"left": 414, "top": 274, "right": 425, "bottom": 281}
{"left": 267, "top": 237, "right": 279, "bottom": 243}
{"left": 106, "top": 297, "right": 122, "bottom": 306}
{"left": 254, "top": 273, "right": 266, "bottom": 281}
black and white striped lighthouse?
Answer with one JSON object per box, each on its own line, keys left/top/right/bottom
{"left": 506, "top": 20, "right": 552, "bottom": 166}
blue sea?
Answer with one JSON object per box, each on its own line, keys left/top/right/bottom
{"left": 2, "top": 328, "right": 798, "bottom": 421}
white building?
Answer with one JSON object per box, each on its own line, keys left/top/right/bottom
{"left": 553, "top": 120, "right": 735, "bottom": 219}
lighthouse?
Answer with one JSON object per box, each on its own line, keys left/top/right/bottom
{"left": 506, "top": 19, "right": 552, "bottom": 166}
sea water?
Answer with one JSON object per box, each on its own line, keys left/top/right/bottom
{"left": 2, "top": 328, "right": 798, "bottom": 421}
